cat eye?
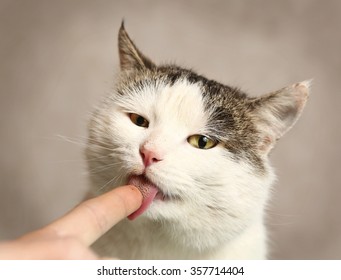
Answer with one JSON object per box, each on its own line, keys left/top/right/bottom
{"left": 129, "top": 113, "right": 149, "bottom": 128}
{"left": 187, "top": 135, "right": 217, "bottom": 149}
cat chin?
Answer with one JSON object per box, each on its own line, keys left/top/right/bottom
{"left": 139, "top": 198, "right": 184, "bottom": 220}
{"left": 137, "top": 205, "right": 242, "bottom": 252}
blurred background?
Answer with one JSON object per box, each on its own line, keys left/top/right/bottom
{"left": 0, "top": 0, "right": 340, "bottom": 259}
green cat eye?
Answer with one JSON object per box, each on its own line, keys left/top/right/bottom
{"left": 129, "top": 113, "right": 149, "bottom": 128}
{"left": 187, "top": 135, "right": 217, "bottom": 149}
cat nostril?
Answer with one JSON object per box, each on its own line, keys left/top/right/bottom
{"left": 140, "top": 147, "right": 162, "bottom": 167}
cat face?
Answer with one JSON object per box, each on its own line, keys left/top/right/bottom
{"left": 86, "top": 23, "right": 309, "bottom": 250}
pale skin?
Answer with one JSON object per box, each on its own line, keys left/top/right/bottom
{"left": 0, "top": 185, "right": 142, "bottom": 259}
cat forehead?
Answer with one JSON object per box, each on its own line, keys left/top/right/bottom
{"left": 115, "top": 68, "right": 253, "bottom": 138}
{"left": 115, "top": 77, "right": 209, "bottom": 132}
{"left": 117, "top": 67, "right": 248, "bottom": 110}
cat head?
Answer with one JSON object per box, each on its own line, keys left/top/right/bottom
{"left": 86, "top": 23, "right": 309, "bottom": 251}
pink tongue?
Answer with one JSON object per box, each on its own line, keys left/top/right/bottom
{"left": 127, "top": 175, "right": 159, "bottom": 220}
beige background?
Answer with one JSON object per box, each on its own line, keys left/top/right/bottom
{"left": 0, "top": 0, "right": 340, "bottom": 259}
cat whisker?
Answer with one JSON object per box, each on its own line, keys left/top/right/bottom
{"left": 87, "top": 161, "right": 123, "bottom": 174}
{"left": 96, "top": 169, "right": 127, "bottom": 193}
{"left": 266, "top": 222, "right": 295, "bottom": 226}
{"left": 55, "top": 134, "right": 87, "bottom": 147}
{"left": 56, "top": 134, "right": 118, "bottom": 153}
{"left": 266, "top": 210, "right": 298, "bottom": 218}
{"left": 52, "top": 154, "right": 112, "bottom": 163}
{"left": 96, "top": 176, "right": 118, "bottom": 193}
{"left": 83, "top": 154, "right": 113, "bottom": 162}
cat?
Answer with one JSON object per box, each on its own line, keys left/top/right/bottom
{"left": 85, "top": 22, "right": 310, "bottom": 259}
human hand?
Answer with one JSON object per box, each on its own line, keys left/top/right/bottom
{"left": 0, "top": 185, "right": 142, "bottom": 259}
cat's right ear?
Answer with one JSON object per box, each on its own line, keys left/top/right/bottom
{"left": 118, "top": 21, "right": 156, "bottom": 72}
{"left": 250, "top": 81, "right": 310, "bottom": 154}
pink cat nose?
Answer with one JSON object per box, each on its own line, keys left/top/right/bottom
{"left": 140, "top": 147, "right": 162, "bottom": 167}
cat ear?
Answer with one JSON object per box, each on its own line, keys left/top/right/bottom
{"left": 250, "top": 80, "right": 311, "bottom": 154}
{"left": 118, "top": 21, "right": 156, "bottom": 72}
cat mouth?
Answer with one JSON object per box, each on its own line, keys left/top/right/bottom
{"left": 127, "top": 174, "right": 166, "bottom": 220}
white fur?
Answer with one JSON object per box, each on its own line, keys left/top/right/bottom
{"left": 87, "top": 79, "right": 275, "bottom": 259}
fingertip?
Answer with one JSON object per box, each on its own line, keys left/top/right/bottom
{"left": 114, "top": 185, "right": 143, "bottom": 213}
{"left": 127, "top": 184, "right": 143, "bottom": 201}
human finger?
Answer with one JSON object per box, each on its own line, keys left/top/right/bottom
{"left": 44, "top": 185, "right": 142, "bottom": 245}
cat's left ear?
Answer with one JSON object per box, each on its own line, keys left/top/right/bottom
{"left": 250, "top": 81, "right": 311, "bottom": 154}
{"left": 118, "top": 22, "right": 156, "bottom": 72}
